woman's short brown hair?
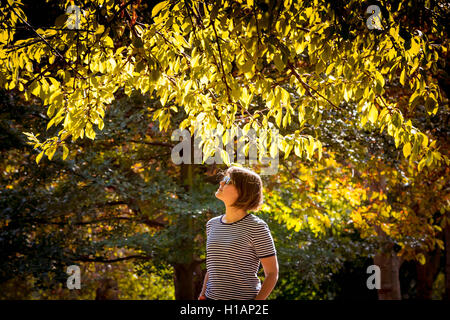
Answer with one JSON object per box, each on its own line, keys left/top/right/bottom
{"left": 220, "top": 166, "right": 264, "bottom": 212}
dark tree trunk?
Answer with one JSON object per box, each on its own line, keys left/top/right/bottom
{"left": 174, "top": 262, "right": 202, "bottom": 300}
{"left": 173, "top": 263, "right": 194, "bottom": 300}
{"left": 193, "top": 263, "right": 207, "bottom": 299}
{"left": 415, "top": 248, "right": 441, "bottom": 299}
{"left": 369, "top": 172, "right": 403, "bottom": 300}
{"left": 95, "top": 277, "right": 119, "bottom": 300}
{"left": 173, "top": 133, "right": 197, "bottom": 300}
{"left": 445, "top": 211, "right": 450, "bottom": 300}
{"left": 374, "top": 247, "right": 403, "bottom": 300}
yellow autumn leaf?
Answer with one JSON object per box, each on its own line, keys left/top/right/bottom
{"left": 400, "top": 69, "right": 407, "bottom": 86}
{"left": 417, "top": 253, "right": 426, "bottom": 265}
{"left": 403, "top": 142, "right": 412, "bottom": 158}
{"left": 368, "top": 104, "right": 378, "bottom": 124}
{"left": 62, "top": 145, "right": 69, "bottom": 160}
{"left": 36, "top": 151, "right": 44, "bottom": 164}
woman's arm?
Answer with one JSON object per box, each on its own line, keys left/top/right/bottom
{"left": 198, "top": 271, "right": 209, "bottom": 299}
{"left": 254, "top": 255, "right": 279, "bottom": 300}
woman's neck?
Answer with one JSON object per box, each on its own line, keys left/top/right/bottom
{"left": 223, "top": 206, "right": 248, "bottom": 223}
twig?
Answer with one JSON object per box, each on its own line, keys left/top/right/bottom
{"left": 127, "top": 139, "right": 174, "bottom": 148}
{"left": 253, "top": 5, "right": 262, "bottom": 46}
{"left": 4, "top": 35, "right": 59, "bottom": 53}
{"left": 288, "top": 61, "right": 345, "bottom": 112}
{"left": 75, "top": 255, "right": 152, "bottom": 263}
{"left": 184, "top": 0, "right": 202, "bottom": 52}
{"left": 7, "top": 4, "right": 86, "bottom": 80}
{"left": 376, "top": 94, "right": 393, "bottom": 116}
{"left": 204, "top": 3, "right": 232, "bottom": 103}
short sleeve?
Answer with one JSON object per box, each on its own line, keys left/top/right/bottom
{"left": 251, "top": 222, "right": 276, "bottom": 259}
{"left": 206, "top": 219, "right": 211, "bottom": 238}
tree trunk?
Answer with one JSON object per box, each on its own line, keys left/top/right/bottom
{"left": 173, "top": 263, "right": 194, "bottom": 300}
{"left": 369, "top": 171, "right": 403, "bottom": 299}
{"left": 173, "top": 261, "right": 206, "bottom": 300}
{"left": 193, "top": 263, "right": 207, "bottom": 299}
{"left": 95, "top": 277, "right": 119, "bottom": 300}
{"left": 173, "top": 135, "right": 197, "bottom": 300}
{"left": 374, "top": 249, "right": 403, "bottom": 300}
{"left": 416, "top": 248, "right": 441, "bottom": 299}
{"left": 445, "top": 211, "right": 450, "bottom": 300}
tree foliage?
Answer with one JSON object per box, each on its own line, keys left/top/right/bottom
{"left": 0, "top": 0, "right": 448, "bottom": 170}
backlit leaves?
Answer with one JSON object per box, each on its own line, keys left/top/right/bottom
{"left": 0, "top": 0, "right": 446, "bottom": 170}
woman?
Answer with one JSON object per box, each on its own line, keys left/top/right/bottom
{"left": 198, "top": 166, "right": 279, "bottom": 300}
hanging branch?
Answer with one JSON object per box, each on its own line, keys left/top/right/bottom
{"left": 37, "top": 216, "right": 167, "bottom": 228}
{"left": 184, "top": 0, "right": 202, "bottom": 52}
{"left": 288, "top": 61, "right": 345, "bottom": 112}
{"left": 7, "top": 4, "right": 86, "bottom": 80}
{"left": 75, "top": 255, "right": 152, "bottom": 263}
{"left": 204, "top": 3, "right": 232, "bottom": 104}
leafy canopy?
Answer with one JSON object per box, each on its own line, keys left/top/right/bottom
{"left": 0, "top": 0, "right": 448, "bottom": 170}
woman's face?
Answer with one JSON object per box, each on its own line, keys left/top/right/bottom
{"left": 215, "top": 174, "right": 240, "bottom": 206}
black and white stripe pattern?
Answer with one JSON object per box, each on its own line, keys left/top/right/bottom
{"left": 205, "top": 213, "right": 276, "bottom": 300}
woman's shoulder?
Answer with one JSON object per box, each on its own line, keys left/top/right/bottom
{"left": 246, "top": 214, "right": 269, "bottom": 227}
{"left": 206, "top": 215, "right": 222, "bottom": 225}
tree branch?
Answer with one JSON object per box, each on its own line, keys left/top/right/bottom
{"left": 287, "top": 61, "right": 345, "bottom": 112}
{"left": 75, "top": 254, "right": 151, "bottom": 263}
{"left": 7, "top": 4, "right": 86, "bottom": 80}
{"left": 204, "top": 3, "right": 232, "bottom": 104}
{"left": 127, "top": 139, "right": 174, "bottom": 148}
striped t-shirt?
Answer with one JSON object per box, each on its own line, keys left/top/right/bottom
{"left": 205, "top": 213, "right": 277, "bottom": 300}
